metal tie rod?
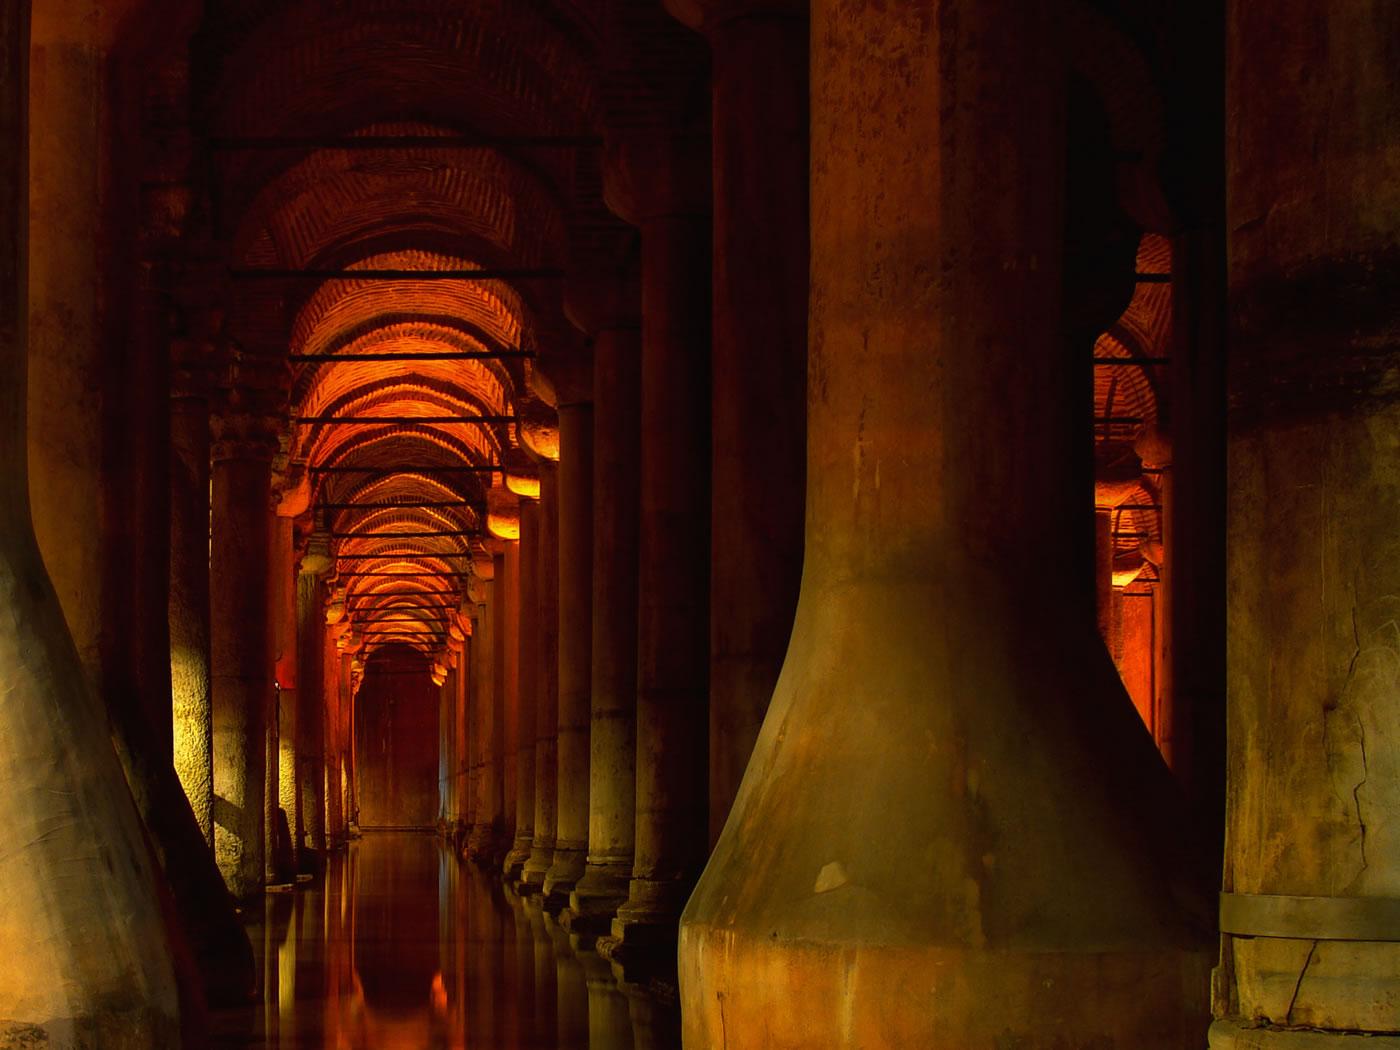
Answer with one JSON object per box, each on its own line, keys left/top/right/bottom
{"left": 232, "top": 268, "right": 562, "bottom": 281}
{"left": 296, "top": 415, "right": 516, "bottom": 425}
{"left": 210, "top": 134, "right": 602, "bottom": 150}
{"left": 290, "top": 351, "right": 533, "bottom": 362}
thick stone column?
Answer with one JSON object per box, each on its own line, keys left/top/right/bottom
{"left": 679, "top": 2, "right": 1212, "bottom": 1045}
{"left": 468, "top": 559, "right": 507, "bottom": 861}
{"left": 668, "top": 0, "right": 809, "bottom": 846}
{"left": 210, "top": 408, "right": 278, "bottom": 900}
{"left": 453, "top": 622, "right": 471, "bottom": 845}
{"left": 270, "top": 513, "right": 297, "bottom": 882}
{"left": 296, "top": 534, "right": 331, "bottom": 863}
{"left": 505, "top": 500, "right": 539, "bottom": 880}
{"left": 501, "top": 542, "right": 521, "bottom": 845}
{"left": 605, "top": 131, "right": 714, "bottom": 948}
{"left": 0, "top": 6, "right": 182, "bottom": 1037}
{"left": 1212, "top": 4, "right": 1400, "bottom": 1045}
{"left": 545, "top": 395, "right": 596, "bottom": 904}
{"left": 323, "top": 619, "right": 345, "bottom": 847}
{"left": 525, "top": 462, "right": 561, "bottom": 890}
{"left": 565, "top": 273, "right": 642, "bottom": 931}
{"left": 170, "top": 338, "right": 214, "bottom": 843}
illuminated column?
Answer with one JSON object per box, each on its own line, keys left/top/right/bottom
{"left": 270, "top": 513, "right": 297, "bottom": 882}
{"left": 545, "top": 383, "right": 595, "bottom": 905}
{"left": 679, "top": 1, "right": 1212, "bottom": 1045}
{"left": 525, "top": 460, "right": 561, "bottom": 890}
{"left": 502, "top": 539, "right": 522, "bottom": 855}
{"left": 605, "top": 129, "right": 714, "bottom": 949}
{"left": 505, "top": 497, "right": 539, "bottom": 881}
{"left": 453, "top": 614, "right": 471, "bottom": 846}
{"left": 170, "top": 335, "right": 215, "bottom": 843}
{"left": 669, "top": 0, "right": 809, "bottom": 845}
{"left": 565, "top": 269, "right": 642, "bottom": 931}
{"left": 1213, "top": 3, "right": 1400, "bottom": 1044}
{"left": 0, "top": 7, "right": 181, "bottom": 1029}
{"left": 467, "top": 555, "right": 507, "bottom": 861}
{"left": 210, "top": 405, "right": 279, "bottom": 899}
{"left": 297, "top": 533, "right": 331, "bottom": 863}
{"left": 323, "top": 602, "right": 346, "bottom": 848}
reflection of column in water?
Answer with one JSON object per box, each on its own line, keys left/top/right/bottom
{"left": 621, "top": 979, "right": 681, "bottom": 1050}
{"left": 548, "top": 909, "right": 588, "bottom": 1048}
{"left": 524, "top": 896, "right": 559, "bottom": 1044}
{"left": 579, "top": 950, "right": 634, "bottom": 1050}
{"left": 503, "top": 886, "right": 535, "bottom": 1046}
{"left": 464, "top": 864, "right": 505, "bottom": 1047}
{"left": 277, "top": 891, "right": 298, "bottom": 1032}
{"left": 262, "top": 893, "right": 279, "bottom": 1046}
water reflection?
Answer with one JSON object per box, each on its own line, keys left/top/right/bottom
{"left": 210, "top": 831, "right": 677, "bottom": 1049}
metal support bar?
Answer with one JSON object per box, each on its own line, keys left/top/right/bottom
{"left": 232, "top": 268, "right": 562, "bottom": 281}
{"left": 1135, "top": 273, "right": 1170, "bottom": 283}
{"left": 210, "top": 134, "right": 602, "bottom": 150}
{"left": 333, "top": 553, "right": 473, "bottom": 560}
{"left": 310, "top": 465, "right": 501, "bottom": 474}
{"left": 333, "top": 530, "right": 476, "bottom": 538}
{"left": 291, "top": 351, "right": 532, "bottom": 362}
{"left": 1092, "top": 357, "right": 1170, "bottom": 365}
{"left": 320, "top": 501, "right": 478, "bottom": 509}
{"left": 296, "top": 415, "right": 515, "bottom": 425}
{"left": 1096, "top": 416, "right": 1146, "bottom": 425}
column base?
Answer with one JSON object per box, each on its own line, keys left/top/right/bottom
{"left": 520, "top": 843, "right": 554, "bottom": 894}
{"left": 562, "top": 860, "right": 632, "bottom": 937}
{"left": 611, "top": 875, "right": 692, "bottom": 941}
{"left": 465, "top": 823, "right": 509, "bottom": 867}
{"left": 502, "top": 834, "right": 533, "bottom": 881}
{"left": 543, "top": 845, "right": 587, "bottom": 912}
{"left": 1210, "top": 1020, "right": 1400, "bottom": 1050}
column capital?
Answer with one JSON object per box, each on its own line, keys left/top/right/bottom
{"left": 602, "top": 130, "right": 711, "bottom": 226}
{"left": 564, "top": 246, "right": 641, "bottom": 337}
{"left": 299, "top": 530, "right": 333, "bottom": 577}
{"left": 210, "top": 411, "right": 280, "bottom": 464}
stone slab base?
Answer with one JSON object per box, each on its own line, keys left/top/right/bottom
{"left": 680, "top": 926, "right": 1212, "bottom": 1050}
{"left": 1211, "top": 1020, "right": 1400, "bottom": 1050}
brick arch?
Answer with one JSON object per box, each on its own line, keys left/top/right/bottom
{"left": 228, "top": 127, "right": 568, "bottom": 276}
{"left": 202, "top": 0, "right": 601, "bottom": 142}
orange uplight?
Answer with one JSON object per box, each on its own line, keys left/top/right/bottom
{"left": 505, "top": 473, "right": 541, "bottom": 498}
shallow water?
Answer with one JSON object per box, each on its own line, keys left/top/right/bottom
{"left": 209, "top": 830, "right": 680, "bottom": 1049}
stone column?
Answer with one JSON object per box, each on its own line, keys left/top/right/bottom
{"left": 679, "top": 1, "right": 1212, "bottom": 1045}
{"left": 468, "top": 558, "right": 507, "bottom": 860}
{"left": 271, "top": 513, "right": 297, "bottom": 882}
{"left": 323, "top": 617, "right": 345, "bottom": 848}
{"left": 1212, "top": 3, "right": 1400, "bottom": 1045}
{"left": 297, "top": 533, "right": 331, "bottom": 863}
{"left": 545, "top": 390, "right": 596, "bottom": 905}
{"left": 667, "top": 0, "right": 809, "bottom": 846}
{"left": 525, "top": 462, "right": 561, "bottom": 890}
{"left": 505, "top": 499, "right": 539, "bottom": 881}
{"left": 565, "top": 269, "right": 642, "bottom": 932}
{"left": 170, "top": 337, "right": 214, "bottom": 843}
{"left": 0, "top": 5, "right": 182, "bottom": 1034}
{"left": 604, "top": 130, "right": 714, "bottom": 949}
{"left": 454, "top": 621, "right": 471, "bottom": 846}
{"left": 210, "top": 407, "right": 279, "bottom": 900}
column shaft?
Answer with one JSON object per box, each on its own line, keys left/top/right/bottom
{"left": 296, "top": 571, "right": 326, "bottom": 861}
{"left": 211, "top": 451, "right": 274, "bottom": 899}
{"left": 706, "top": 7, "right": 808, "bottom": 846}
{"left": 568, "top": 327, "right": 641, "bottom": 928}
{"left": 679, "top": 1, "right": 1211, "bottom": 1044}
{"left": 545, "top": 402, "right": 595, "bottom": 903}
{"left": 506, "top": 504, "right": 538, "bottom": 879}
{"left": 525, "top": 464, "right": 561, "bottom": 889}
{"left": 170, "top": 392, "right": 213, "bottom": 843}
{"left": 615, "top": 209, "right": 712, "bottom": 942}
{"left": 1214, "top": 0, "right": 1400, "bottom": 1040}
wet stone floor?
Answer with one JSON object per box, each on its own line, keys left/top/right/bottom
{"left": 209, "top": 831, "right": 682, "bottom": 1049}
